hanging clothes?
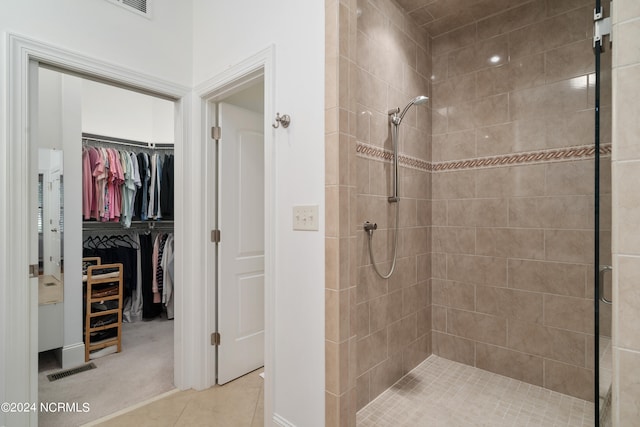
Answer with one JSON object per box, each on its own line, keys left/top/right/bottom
{"left": 82, "top": 141, "right": 173, "bottom": 227}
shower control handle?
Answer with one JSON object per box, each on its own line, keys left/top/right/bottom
{"left": 363, "top": 221, "right": 377, "bottom": 235}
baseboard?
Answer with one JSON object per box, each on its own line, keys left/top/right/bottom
{"left": 273, "top": 413, "right": 296, "bottom": 427}
{"left": 61, "top": 342, "right": 85, "bottom": 369}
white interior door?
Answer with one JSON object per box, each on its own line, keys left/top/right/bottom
{"left": 217, "top": 102, "right": 265, "bottom": 385}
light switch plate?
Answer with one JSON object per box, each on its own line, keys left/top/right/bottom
{"left": 293, "top": 205, "right": 319, "bottom": 231}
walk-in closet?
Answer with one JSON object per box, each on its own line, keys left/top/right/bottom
{"left": 36, "top": 66, "right": 177, "bottom": 427}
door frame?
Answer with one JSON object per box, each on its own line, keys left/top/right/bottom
{"left": 195, "top": 45, "right": 275, "bottom": 424}
{"left": 4, "top": 33, "right": 191, "bottom": 426}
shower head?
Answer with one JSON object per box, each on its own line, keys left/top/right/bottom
{"left": 389, "top": 95, "right": 429, "bottom": 125}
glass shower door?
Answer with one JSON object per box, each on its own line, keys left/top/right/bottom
{"left": 594, "top": 0, "right": 613, "bottom": 424}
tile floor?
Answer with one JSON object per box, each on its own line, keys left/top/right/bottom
{"left": 599, "top": 336, "right": 613, "bottom": 403}
{"left": 357, "top": 355, "right": 595, "bottom": 427}
{"left": 86, "top": 369, "right": 264, "bottom": 427}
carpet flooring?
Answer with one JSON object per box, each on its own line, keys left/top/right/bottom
{"left": 38, "top": 315, "right": 174, "bottom": 427}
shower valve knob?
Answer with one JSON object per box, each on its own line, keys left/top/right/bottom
{"left": 363, "top": 221, "right": 378, "bottom": 233}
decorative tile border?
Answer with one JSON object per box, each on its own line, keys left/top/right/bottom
{"left": 356, "top": 141, "right": 612, "bottom": 172}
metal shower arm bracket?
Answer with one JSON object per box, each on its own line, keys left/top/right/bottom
{"left": 593, "top": 4, "right": 612, "bottom": 50}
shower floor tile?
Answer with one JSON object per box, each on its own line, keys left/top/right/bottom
{"left": 357, "top": 355, "right": 594, "bottom": 427}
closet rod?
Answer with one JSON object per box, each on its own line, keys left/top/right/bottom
{"left": 82, "top": 220, "right": 174, "bottom": 232}
{"left": 82, "top": 132, "right": 174, "bottom": 150}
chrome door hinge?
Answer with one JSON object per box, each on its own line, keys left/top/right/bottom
{"left": 211, "top": 126, "right": 221, "bottom": 140}
{"left": 211, "top": 229, "right": 221, "bottom": 243}
{"left": 211, "top": 332, "right": 221, "bottom": 346}
{"left": 594, "top": 4, "right": 613, "bottom": 50}
{"left": 29, "top": 264, "right": 38, "bottom": 278}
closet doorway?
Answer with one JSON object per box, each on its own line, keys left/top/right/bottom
{"left": 206, "top": 74, "right": 267, "bottom": 386}
{"left": 35, "top": 66, "right": 178, "bottom": 427}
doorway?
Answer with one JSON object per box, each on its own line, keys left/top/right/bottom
{"left": 206, "top": 76, "right": 267, "bottom": 386}
{"left": 35, "top": 66, "right": 178, "bottom": 426}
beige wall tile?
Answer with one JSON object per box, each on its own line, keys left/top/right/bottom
{"left": 476, "top": 165, "right": 546, "bottom": 198}
{"left": 614, "top": 65, "right": 640, "bottom": 160}
{"left": 370, "top": 289, "right": 403, "bottom": 333}
{"left": 447, "top": 308, "right": 507, "bottom": 346}
{"left": 369, "top": 351, "right": 404, "bottom": 400}
{"left": 432, "top": 23, "right": 476, "bottom": 56}
{"left": 355, "top": 373, "right": 370, "bottom": 411}
{"left": 509, "top": 77, "right": 589, "bottom": 120}
{"left": 417, "top": 306, "right": 432, "bottom": 337}
{"left": 509, "top": 196, "right": 593, "bottom": 229}
{"left": 544, "top": 229, "right": 593, "bottom": 264}
{"left": 446, "top": 102, "right": 475, "bottom": 132}
{"left": 397, "top": 226, "right": 430, "bottom": 258}
{"left": 614, "top": 20, "right": 640, "bottom": 67}
{"left": 432, "top": 106, "right": 448, "bottom": 134}
{"left": 508, "top": 259, "right": 586, "bottom": 297}
{"left": 545, "top": 39, "right": 594, "bottom": 83}
{"left": 448, "top": 35, "right": 508, "bottom": 76}
{"left": 432, "top": 252, "right": 447, "bottom": 279}
{"left": 432, "top": 226, "right": 476, "bottom": 255}
{"left": 617, "top": 349, "right": 640, "bottom": 424}
{"left": 432, "top": 130, "right": 475, "bottom": 162}
{"left": 432, "top": 170, "right": 476, "bottom": 199}
{"left": 326, "top": 289, "right": 351, "bottom": 342}
{"left": 472, "top": 94, "right": 510, "bottom": 128}
{"left": 508, "top": 319, "right": 586, "bottom": 366}
{"left": 431, "top": 331, "right": 475, "bottom": 365}
{"left": 510, "top": 8, "right": 591, "bottom": 60}
{"left": 403, "top": 334, "right": 431, "bottom": 372}
{"left": 614, "top": 162, "right": 640, "bottom": 254}
{"left": 544, "top": 359, "right": 594, "bottom": 401}
{"left": 616, "top": 0, "right": 640, "bottom": 22}
{"left": 432, "top": 73, "right": 476, "bottom": 108}
{"left": 475, "top": 123, "right": 515, "bottom": 156}
{"left": 617, "top": 256, "right": 640, "bottom": 352}
{"left": 477, "top": 0, "right": 546, "bottom": 40}
{"left": 476, "top": 343, "right": 544, "bottom": 386}
{"left": 476, "top": 227, "right": 545, "bottom": 260}
{"left": 417, "top": 253, "right": 431, "bottom": 282}
{"left": 448, "top": 199, "right": 508, "bottom": 227}
{"left": 403, "top": 283, "right": 427, "bottom": 316}
{"left": 447, "top": 253, "right": 507, "bottom": 286}
{"left": 357, "top": 328, "right": 388, "bottom": 376}
{"left": 432, "top": 305, "right": 447, "bottom": 332}
{"left": 476, "top": 286, "right": 543, "bottom": 324}
{"left": 357, "top": 264, "right": 389, "bottom": 303}
{"left": 357, "top": 301, "right": 370, "bottom": 338}
{"left": 432, "top": 279, "right": 475, "bottom": 311}
{"left": 431, "top": 54, "right": 448, "bottom": 82}
{"left": 431, "top": 200, "right": 447, "bottom": 225}
{"left": 416, "top": 199, "right": 431, "bottom": 227}
{"left": 545, "top": 160, "right": 593, "bottom": 196}
{"left": 546, "top": 0, "right": 592, "bottom": 17}
{"left": 544, "top": 294, "right": 593, "bottom": 334}
{"left": 389, "top": 314, "right": 418, "bottom": 351}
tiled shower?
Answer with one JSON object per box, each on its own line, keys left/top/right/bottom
{"left": 325, "top": 0, "right": 613, "bottom": 425}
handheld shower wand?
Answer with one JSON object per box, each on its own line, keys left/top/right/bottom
{"left": 366, "top": 95, "right": 428, "bottom": 279}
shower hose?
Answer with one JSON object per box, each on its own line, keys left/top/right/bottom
{"left": 365, "top": 200, "right": 399, "bottom": 279}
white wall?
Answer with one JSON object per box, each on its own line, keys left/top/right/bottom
{"left": 0, "top": 0, "right": 193, "bottom": 86}
{"left": 0, "top": 2, "right": 192, "bottom": 425}
{"left": 193, "top": 1, "right": 326, "bottom": 425}
{"left": 2, "top": 1, "right": 326, "bottom": 425}
{"left": 82, "top": 79, "right": 174, "bottom": 143}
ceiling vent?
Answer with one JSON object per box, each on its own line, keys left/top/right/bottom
{"left": 106, "top": 0, "right": 151, "bottom": 18}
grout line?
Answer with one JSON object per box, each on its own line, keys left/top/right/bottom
{"left": 80, "top": 388, "right": 181, "bottom": 426}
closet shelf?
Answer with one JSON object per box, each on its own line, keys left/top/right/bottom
{"left": 84, "top": 260, "right": 123, "bottom": 362}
